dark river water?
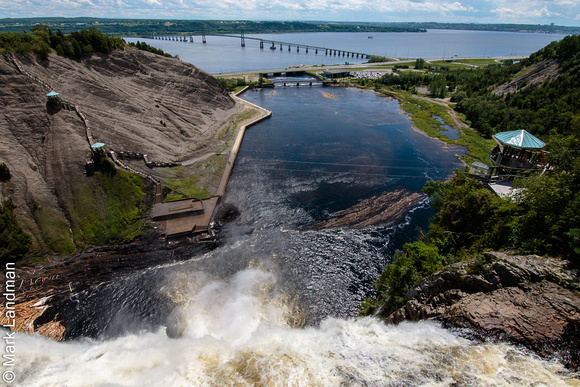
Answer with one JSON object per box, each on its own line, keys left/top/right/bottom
{"left": 14, "top": 36, "right": 578, "bottom": 385}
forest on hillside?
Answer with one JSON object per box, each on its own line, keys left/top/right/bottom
{"left": 0, "top": 18, "right": 425, "bottom": 36}
{"left": 361, "top": 35, "right": 580, "bottom": 317}
{"left": 2, "top": 18, "right": 579, "bottom": 36}
{"left": 0, "top": 25, "right": 173, "bottom": 60}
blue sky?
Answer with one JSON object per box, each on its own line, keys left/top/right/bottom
{"left": 2, "top": 0, "right": 580, "bottom": 27}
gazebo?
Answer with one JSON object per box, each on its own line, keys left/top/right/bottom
{"left": 490, "top": 129, "right": 547, "bottom": 171}
{"left": 46, "top": 91, "right": 60, "bottom": 102}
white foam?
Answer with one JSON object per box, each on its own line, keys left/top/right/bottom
{"left": 14, "top": 269, "right": 576, "bottom": 386}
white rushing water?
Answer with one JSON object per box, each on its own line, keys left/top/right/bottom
{"left": 14, "top": 267, "right": 576, "bottom": 386}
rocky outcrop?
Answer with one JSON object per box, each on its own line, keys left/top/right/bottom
{"left": 311, "top": 188, "right": 425, "bottom": 229}
{"left": 493, "top": 59, "right": 561, "bottom": 95}
{"left": 385, "top": 252, "right": 580, "bottom": 370}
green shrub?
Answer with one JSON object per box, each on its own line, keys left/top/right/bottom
{"left": 0, "top": 199, "right": 31, "bottom": 263}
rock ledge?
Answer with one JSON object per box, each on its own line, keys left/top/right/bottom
{"left": 386, "top": 252, "right": 580, "bottom": 370}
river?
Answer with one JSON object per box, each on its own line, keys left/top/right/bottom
{"left": 15, "top": 32, "right": 578, "bottom": 385}
{"left": 125, "top": 30, "right": 567, "bottom": 73}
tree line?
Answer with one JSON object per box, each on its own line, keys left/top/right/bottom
{"left": 0, "top": 26, "right": 174, "bottom": 60}
{"left": 0, "top": 18, "right": 426, "bottom": 36}
{"left": 0, "top": 25, "right": 125, "bottom": 59}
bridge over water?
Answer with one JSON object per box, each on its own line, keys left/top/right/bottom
{"left": 148, "top": 34, "right": 372, "bottom": 59}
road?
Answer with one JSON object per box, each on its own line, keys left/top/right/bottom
{"left": 212, "top": 56, "right": 528, "bottom": 77}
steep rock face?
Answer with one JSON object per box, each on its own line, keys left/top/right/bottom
{"left": 492, "top": 59, "right": 561, "bottom": 95}
{"left": 0, "top": 50, "right": 238, "bottom": 252}
{"left": 386, "top": 252, "right": 580, "bottom": 370}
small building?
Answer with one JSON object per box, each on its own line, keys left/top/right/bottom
{"left": 152, "top": 200, "right": 204, "bottom": 222}
{"left": 322, "top": 70, "right": 350, "bottom": 79}
{"left": 490, "top": 129, "right": 548, "bottom": 172}
{"left": 481, "top": 129, "right": 549, "bottom": 200}
{"left": 151, "top": 197, "right": 220, "bottom": 240}
{"left": 46, "top": 91, "right": 60, "bottom": 102}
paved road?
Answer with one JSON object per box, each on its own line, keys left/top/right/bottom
{"left": 212, "top": 56, "right": 528, "bottom": 77}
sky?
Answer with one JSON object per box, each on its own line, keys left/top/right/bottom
{"left": 1, "top": 0, "right": 580, "bottom": 27}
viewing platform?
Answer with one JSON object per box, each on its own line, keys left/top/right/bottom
{"left": 489, "top": 129, "right": 548, "bottom": 173}
{"left": 470, "top": 129, "right": 550, "bottom": 200}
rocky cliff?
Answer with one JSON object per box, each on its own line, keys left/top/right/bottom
{"left": 0, "top": 49, "right": 238, "bottom": 254}
{"left": 385, "top": 252, "right": 580, "bottom": 370}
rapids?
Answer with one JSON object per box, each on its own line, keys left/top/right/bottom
{"left": 14, "top": 268, "right": 577, "bottom": 385}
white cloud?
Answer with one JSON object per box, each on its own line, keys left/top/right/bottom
{"left": 491, "top": 5, "right": 556, "bottom": 19}
{"left": 0, "top": 0, "right": 578, "bottom": 25}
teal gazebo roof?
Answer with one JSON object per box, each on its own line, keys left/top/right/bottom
{"left": 493, "top": 130, "right": 545, "bottom": 150}
{"left": 46, "top": 91, "right": 60, "bottom": 97}
{"left": 91, "top": 142, "right": 105, "bottom": 148}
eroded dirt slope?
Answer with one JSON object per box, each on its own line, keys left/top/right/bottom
{"left": 0, "top": 49, "right": 238, "bottom": 253}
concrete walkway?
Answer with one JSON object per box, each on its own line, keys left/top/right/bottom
{"left": 152, "top": 92, "right": 272, "bottom": 241}
{"left": 216, "top": 94, "right": 272, "bottom": 198}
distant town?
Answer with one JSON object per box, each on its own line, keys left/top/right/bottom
{"left": 1, "top": 18, "right": 579, "bottom": 36}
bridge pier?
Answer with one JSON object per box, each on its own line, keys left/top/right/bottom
{"left": 202, "top": 34, "right": 207, "bottom": 44}
{"left": 241, "top": 31, "right": 245, "bottom": 47}
{"left": 260, "top": 40, "right": 264, "bottom": 49}
{"left": 280, "top": 44, "right": 282, "bottom": 50}
{"left": 315, "top": 49, "right": 318, "bottom": 54}
{"left": 288, "top": 45, "right": 291, "bottom": 51}
{"left": 306, "top": 47, "right": 308, "bottom": 53}
{"left": 190, "top": 36, "right": 194, "bottom": 42}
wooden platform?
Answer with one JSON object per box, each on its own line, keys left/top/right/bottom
{"left": 152, "top": 197, "right": 219, "bottom": 238}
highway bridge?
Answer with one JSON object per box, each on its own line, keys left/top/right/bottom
{"left": 148, "top": 34, "right": 372, "bottom": 60}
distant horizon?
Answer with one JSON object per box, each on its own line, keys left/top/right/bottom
{"left": 1, "top": 17, "right": 578, "bottom": 32}
{"left": 0, "top": 17, "right": 579, "bottom": 28}
{"left": 1, "top": 0, "right": 579, "bottom": 27}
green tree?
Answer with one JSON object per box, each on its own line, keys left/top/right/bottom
{"left": 0, "top": 199, "right": 31, "bottom": 263}
{"left": 415, "top": 58, "right": 426, "bottom": 70}
{"left": 428, "top": 76, "right": 447, "bottom": 98}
